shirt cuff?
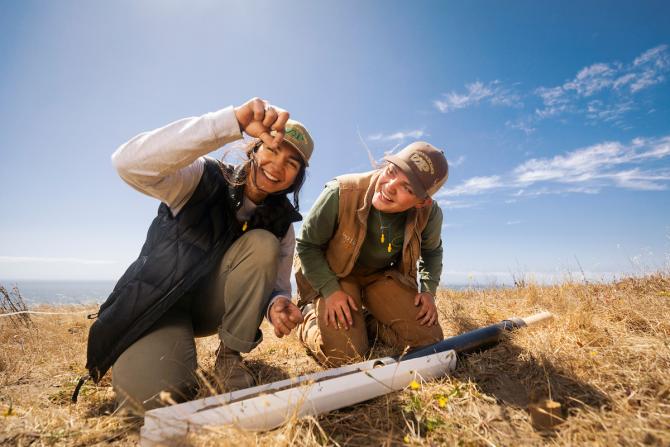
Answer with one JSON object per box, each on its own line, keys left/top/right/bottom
{"left": 319, "top": 278, "right": 341, "bottom": 300}
{"left": 420, "top": 280, "right": 438, "bottom": 296}
{"left": 205, "top": 105, "right": 243, "bottom": 141}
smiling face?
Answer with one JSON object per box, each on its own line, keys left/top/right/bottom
{"left": 371, "top": 163, "right": 431, "bottom": 213}
{"left": 246, "top": 141, "right": 304, "bottom": 202}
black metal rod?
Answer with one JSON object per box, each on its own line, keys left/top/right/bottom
{"left": 398, "top": 318, "right": 525, "bottom": 361}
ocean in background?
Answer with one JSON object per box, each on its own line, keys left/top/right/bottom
{"left": 0, "top": 280, "right": 116, "bottom": 306}
{"left": 0, "top": 279, "right": 499, "bottom": 306}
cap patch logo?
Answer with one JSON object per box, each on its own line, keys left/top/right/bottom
{"left": 410, "top": 152, "right": 434, "bottom": 174}
{"left": 286, "top": 127, "right": 306, "bottom": 143}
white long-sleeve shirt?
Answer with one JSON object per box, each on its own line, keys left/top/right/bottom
{"left": 111, "top": 106, "right": 295, "bottom": 305}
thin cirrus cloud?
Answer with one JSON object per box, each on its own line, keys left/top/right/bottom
{"left": 436, "top": 135, "right": 670, "bottom": 203}
{"left": 434, "top": 80, "right": 522, "bottom": 113}
{"left": 450, "top": 155, "right": 466, "bottom": 167}
{"left": 433, "top": 45, "right": 669, "bottom": 129}
{"left": 368, "top": 129, "right": 426, "bottom": 141}
{"left": 534, "top": 44, "right": 669, "bottom": 122}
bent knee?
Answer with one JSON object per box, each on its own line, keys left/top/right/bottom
{"left": 112, "top": 363, "right": 197, "bottom": 413}
{"left": 320, "top": 333, "right": 369, "bottom": 367}
{"left": 111, "top": 328, "right": 197, "bottom": 413}
{"left": 239, "top": 229, "right": 280, "bottom": 263}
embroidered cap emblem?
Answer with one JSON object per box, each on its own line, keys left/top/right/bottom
{"left": 410, "top": 152, "right": 434, "bottom": 174}
{"left": 285, "top": 127, "right": 306, "bottom": 143}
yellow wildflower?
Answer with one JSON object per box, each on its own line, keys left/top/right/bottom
{"left": 409, "top": 380, "right": 421, "bottom": 390}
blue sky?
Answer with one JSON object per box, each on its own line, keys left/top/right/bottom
{"left": 1, "top": 1, "right": 669, "bottom": 285}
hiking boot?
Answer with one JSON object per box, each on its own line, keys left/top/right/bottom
{"left": 214, "top": 344, "right": 256, "bottom": 392}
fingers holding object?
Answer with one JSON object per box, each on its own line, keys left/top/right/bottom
{"left": 251, "top": 98, "right": 266, "bottom": 122}
{"left": 259, "top": 131, "right": 275, "bottom": 149}
{"left": 262, "top": 106, "right": 278, "bottom": 128}
{"left": 271, "top": 108, "right": 289, "bottom": 147}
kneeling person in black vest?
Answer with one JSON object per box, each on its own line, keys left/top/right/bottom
{"left": 86, "top": 98, "right": 313, "bottom": 414}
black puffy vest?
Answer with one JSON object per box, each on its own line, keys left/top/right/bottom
{"left": 86, "top": 158, "right": 302, "bottom": 382}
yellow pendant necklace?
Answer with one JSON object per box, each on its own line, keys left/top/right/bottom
{"left": 377, "top": 209, "right": 392, "bottom": 253}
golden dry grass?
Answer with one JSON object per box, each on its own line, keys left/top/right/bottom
{"left": 1, "top": 274, "right": 669, "bottom": 446}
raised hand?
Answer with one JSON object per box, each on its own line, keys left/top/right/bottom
{"left": 234, "top": 97, "right": 290, "bottom": 148}
{"left": 268, "top": 296, "right": 304, "bottom": 338}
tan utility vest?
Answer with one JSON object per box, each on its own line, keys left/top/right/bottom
{"left": 295, "top": 170, "right": 432, "bottom": 305}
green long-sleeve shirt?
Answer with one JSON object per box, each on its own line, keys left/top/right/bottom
{"left": 296, "top": 181, "right": 444, "bottom": 298}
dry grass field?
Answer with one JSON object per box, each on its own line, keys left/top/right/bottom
{"left": 1, "top": 274, "right": 669, "bottom": 446}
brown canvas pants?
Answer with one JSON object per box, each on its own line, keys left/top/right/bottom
{"left": 111, "top": 229, "right": 279, "bottom": 414}
{"left": 298, "top": 267, "right": 443, "bottom": 367}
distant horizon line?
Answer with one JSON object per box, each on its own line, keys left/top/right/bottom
{"left": 0, "top": 277, "right": 509, "bottom": 287}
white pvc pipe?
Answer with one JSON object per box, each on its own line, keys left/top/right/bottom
{"left": 140, "top": 350, "right": 456, "bottom": 446}
{"left": 140, "top": 311, "right": 552, "bottom": 446}
{"left": 521, "top": 311, "right": 553, "bottom": 326}
{"left": 143, "top": 355, "right": 397, "bottom": 424}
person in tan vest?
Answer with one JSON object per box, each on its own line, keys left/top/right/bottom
{"left": 295, "top": 142, "right": 449, "bottom": 367}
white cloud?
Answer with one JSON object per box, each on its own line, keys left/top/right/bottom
{"left": 633, "top": 44, "right": 670, "bottom": 67}
{"left": 438, "top": 175, "right": 503, "bottom": 197}
{"left": 514, "top": 141, "right": 627, "bottom": 184}
{"left": 439, "top": 135, "right": 670, "bottom": 199}
{"left": 368, "top": 129, "right": 426, "bottom": 141}
{"left": 585, "top": 100, "right": 633, "bottom": 123}
{"left": 505, "top": 118, "right": 536, "bottom": 135}
{"left": 534, "top": 45, "right": 670, "bottom": 123}
{"left": 506, "top": 220, "right": 522, "bottom": 225}
{"left": 450, "top": 155, "right": 466, "bottom": 167}
{"left": 564, "top": 63, "right": 616, "bottom": 96}
{"left": 432, "top": 45, "right": 668, "bottom": 134}
{"left": 434, "top": 80, "right": 521, "bottom": 113}
{"left": 602, "top": 168, "right": 670, "bottom": 191}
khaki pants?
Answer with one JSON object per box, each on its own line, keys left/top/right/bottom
{"left": 112, "top": 229, "right": 279, "bottom": 413}
{"left": 299, "top": 268, "right": 443, "bottom": 367}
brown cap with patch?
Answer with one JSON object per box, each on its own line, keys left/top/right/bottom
{"left": 384, "top": 141, "right": 449, "bottom": 198}
{"left": 271, "top": 119, "right": 314, "bottom": 166}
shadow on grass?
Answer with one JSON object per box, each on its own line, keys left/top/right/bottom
{"left": 246, "top": 359, "right": 293, "bottom": 384}
{"left": 446, "top": 309, "right": 611, "bottom": 434}
{"left": 194, "top": 359, "right": 292, "bottom": 400}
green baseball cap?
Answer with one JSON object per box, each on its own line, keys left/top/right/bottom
{"left": 271, "top": 119, "right": 314, "bottom": 166}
